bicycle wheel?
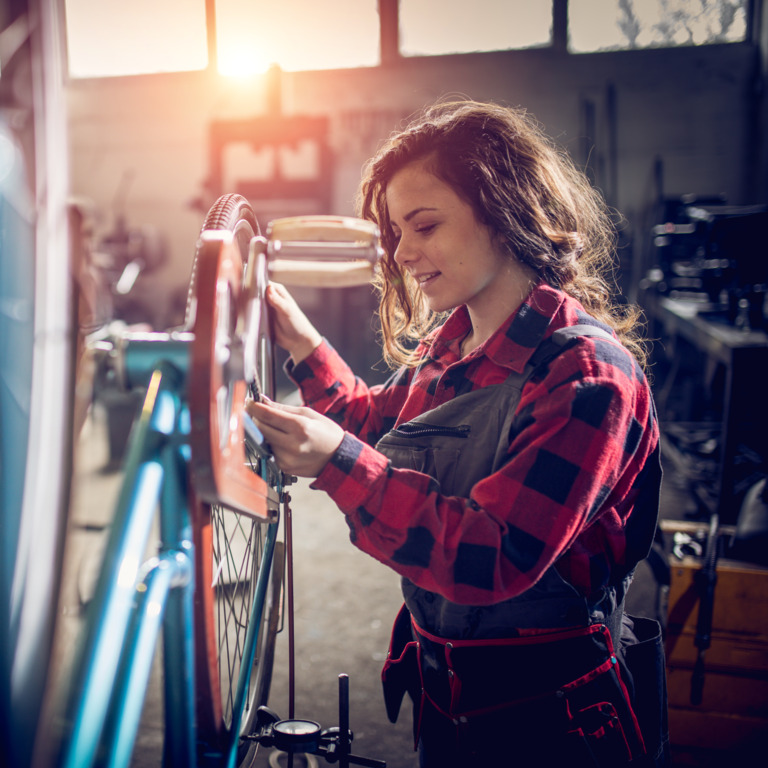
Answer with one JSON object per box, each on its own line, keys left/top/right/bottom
{"left": 189, "top": 195, "right": 282, "bottom": 763}
{"left": 192, "top": 495, "right": 283, "bottom": 761}
{"left": 0, "top": 4, "right": 75, "bottom": 767}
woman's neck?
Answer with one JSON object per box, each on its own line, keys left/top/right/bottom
{"left": 463, "top": 263, "right": 538, "bottom": 355}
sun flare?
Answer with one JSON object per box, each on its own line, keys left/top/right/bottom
{"left": 217, "top": 44, "right": 273, "bottom": 78}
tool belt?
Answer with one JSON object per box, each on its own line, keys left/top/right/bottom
{"left": 382, "top": 604, "right": 668, "bottom": 766}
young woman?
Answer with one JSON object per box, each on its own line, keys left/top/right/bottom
{"left": 248, "top": 100, "right": 669, "bottom": 767}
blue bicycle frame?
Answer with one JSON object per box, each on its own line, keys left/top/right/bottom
{"left": 59, "top": 335, "right": 280, "bottom": 768}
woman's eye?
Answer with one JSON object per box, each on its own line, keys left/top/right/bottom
{"left": 415, "top": 224, "right": 436, "bottom": 234}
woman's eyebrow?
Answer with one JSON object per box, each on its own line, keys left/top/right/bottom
{"left": 403, "top": 206, "right": 438, "bottom": 222}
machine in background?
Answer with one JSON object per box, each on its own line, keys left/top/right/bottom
{"left": 642, "top": 198, "right": 768, "bottom": 751}
{"left": 645, "top": 197, "right": 768, "bottom": 330}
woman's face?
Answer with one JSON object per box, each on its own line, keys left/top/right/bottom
{"left": 385, "top": 159, "right": 513, "bottom": 315}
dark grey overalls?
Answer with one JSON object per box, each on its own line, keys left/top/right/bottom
{"left": 377, "top": 326, "right": 669, "bottom": 767}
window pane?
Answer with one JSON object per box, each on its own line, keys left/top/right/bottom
{"left": 400, "top": 0, "right": 551, "bottom": 56}
{"left": 569, "top": 0, "right": 748, "bottom": 53}
{"left": 215, "top": 0, "right": 380, "bottom": 75}
{"left": 65, "top": 0, "right": 208, "bottom": 78}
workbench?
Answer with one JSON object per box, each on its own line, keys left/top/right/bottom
{"left": 645, "top": 293, "right": 768, "bottom": 524}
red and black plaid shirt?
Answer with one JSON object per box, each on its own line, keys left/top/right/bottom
{"left": 289, "top": 283, "right": 659, "bottom": 605}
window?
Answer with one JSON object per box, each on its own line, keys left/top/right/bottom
{"left": 399, "top": 0, "right": 552, "bottom": 56}
{"left": 64, "top": 0, "right": 753, "bottom": 79}
{"left": 65, "top": 0, "right": 208, "bottom": 78}
{"left": 65, "top": 0, "right": 380, "bottom": 79}
{"left": 569, "top": 0, "right": 748, "bottom": 53}
{"left": 215, "top": 0, "right": 379, "bottom": 75}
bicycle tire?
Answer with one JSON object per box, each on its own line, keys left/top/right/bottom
{"left": 0, "top": 4, "right": 76, "bottom": 767}
{"left": 184, "top": 193, "right": 259, "bottom": 330}
{"left": 190, "top": 194, "right": 282, "bottom": 763}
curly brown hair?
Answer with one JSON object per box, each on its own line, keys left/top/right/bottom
{"left": 357, "top": 100, "right": 647, "bottom": 369}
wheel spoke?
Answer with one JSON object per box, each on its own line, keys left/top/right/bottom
{"left": 210, "top": 503, "right": 271, "bottom": 729}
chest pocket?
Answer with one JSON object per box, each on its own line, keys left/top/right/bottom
{"left": 375, "top": 382, "right": 523, "bottom": 498}
{"left": 376, "top": 423, "right": 470, "bottom": 496}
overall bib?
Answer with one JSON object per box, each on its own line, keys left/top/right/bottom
{"left": 377, "top": 326, "right": 669, "bottom": 766}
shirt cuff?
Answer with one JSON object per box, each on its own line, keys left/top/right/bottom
{"left": 311, "top": 433, "right": 390, "bottom": 513}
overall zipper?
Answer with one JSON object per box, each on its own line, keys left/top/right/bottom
{"left": 392, "top": 423, "right": 471, "bottom": 439}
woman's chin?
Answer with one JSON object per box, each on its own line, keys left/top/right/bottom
{"left": 424, "top": 295, "right": 460, "bottom": 314}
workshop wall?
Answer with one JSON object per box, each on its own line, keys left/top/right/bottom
{"left": 66, "top": 37, "right": 763, "bottom": 347}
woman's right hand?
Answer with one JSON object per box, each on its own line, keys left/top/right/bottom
{"left": 266, "top": 282, "right": 323, "bottom": 364}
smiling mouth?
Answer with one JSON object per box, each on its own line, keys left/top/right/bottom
{"left": 417, "top": 272, "right": 440, "bottom": 286}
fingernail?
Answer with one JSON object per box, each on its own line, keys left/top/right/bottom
{"left": 260, "top": 394, "right": 272, "bottom": 403}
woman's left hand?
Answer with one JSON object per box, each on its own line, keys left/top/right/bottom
{"left": 245, "top": 398, "right": 345, "bottom": 478}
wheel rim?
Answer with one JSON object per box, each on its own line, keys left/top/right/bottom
{"left": 189, "top": 195, "right": 281, "bottom": 760}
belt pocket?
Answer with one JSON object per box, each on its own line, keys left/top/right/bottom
{"left": 566, "top": 700, "right": 632, "bottom": 767}
{"left": 560, "top": 652, "right": 644, "bottom": 764}
{"left": 621, "top": 614, "right": 670, "bottom": 763}
{"left": 381, "top": 604, "right": 421, "bottom": 724}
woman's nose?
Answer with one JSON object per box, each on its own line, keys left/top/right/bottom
{"left": 393, "top": 235, "right": 415, "bottom": 267}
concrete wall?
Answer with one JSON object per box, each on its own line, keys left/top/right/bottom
{"left": 66, "top": 37, "right": 764, "bottom": 373}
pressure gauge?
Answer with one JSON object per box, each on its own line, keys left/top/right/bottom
{"left": 271, "top": 719, "right": 322, "bottom": 752}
